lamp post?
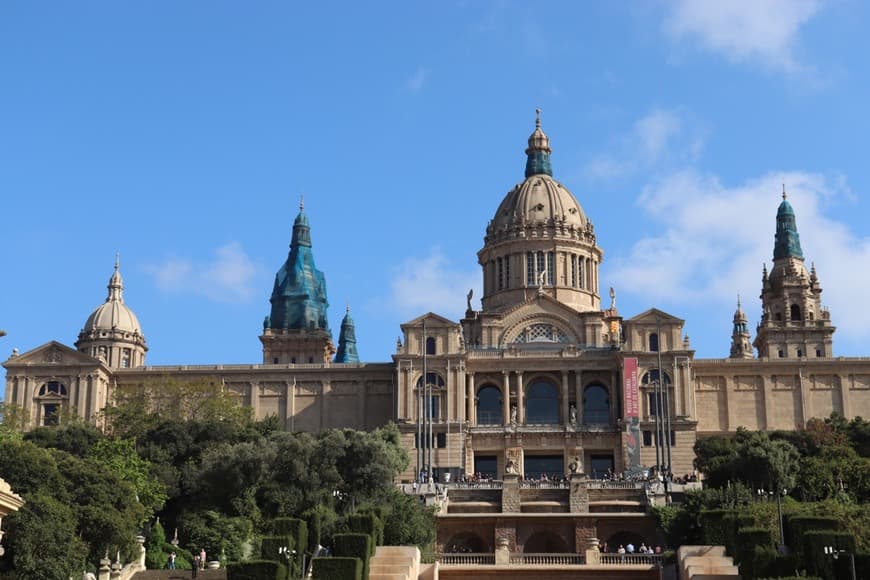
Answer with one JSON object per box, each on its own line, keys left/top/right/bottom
{"left": 824, "top": 545, "right": 856, "bottom": 580}
{"left": 775, "top": 488, "right": 787, "bottom": 554}
{"left": 279, "top": 545, "right": 291, "bottom": 573}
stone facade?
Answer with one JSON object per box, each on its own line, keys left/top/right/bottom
{"left": 5, "top": 113, "right": 870, "bottom": 487}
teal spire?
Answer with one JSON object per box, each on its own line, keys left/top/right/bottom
{"left": 264, "top": 198, "right": 330, "bottom": 331}
{"left": 524, "top": 108, "right": 553, "bottom": 178}
{"left": 334, "top": 305, "right": 359, "bottom": 363}
{"left": 773, "top": 185, "right": 804, "bottom": 260}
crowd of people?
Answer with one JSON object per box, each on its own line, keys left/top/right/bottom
{"left": 601, "top": 541, "right": 663, "bottom": 555}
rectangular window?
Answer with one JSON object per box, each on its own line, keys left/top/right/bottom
{"left": 497, "top": 258, "right": 504, "bottom": 290}
{"left": 436, "top": 433, "right": 447, "bottom": 448}
{"left": 527, "top": 252, "right": 535, "bottom": 286}
{"left": 643, "top": 430, "right": 652, "bottom": 446}
{"left": 536, "top": 252, "right": 545, "bottom": 283}
{"left": 578, "top": 259, "right": 584, "bottom": 288}
{"left": 547, "top": 251, "right": 554, "bottom": 285}
{"left": 570, "top": 255, "right": 576, "bottom": 287}
{"left": 504, "top": 255, "right": 511, "bottom": 289}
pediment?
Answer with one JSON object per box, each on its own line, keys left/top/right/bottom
{"left": 626, "top": 308, "right": 684, "bottom": 325}
{"left": 499, "top": 296, "right": 600, "bottom": 347}
{"left": 2, "top": 341, "right": 102, "bottom": 368}
{"left": 400, "top": 312, "right": 459, "bottom": 329}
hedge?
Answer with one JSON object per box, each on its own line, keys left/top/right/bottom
{"left": 260, "top": 535, "right": 294, "bottom": 567}
{"left": 700, "top": 509, "right": 736, "bottom": 555}
{"left": 785, "top": 515, "right": 839, "bottom": 559}
{"left": 273, "top": 518, "right": 309, "bottom": 553}
{"left": 334, "top": 534, "right": 372, "bottom": 579}
{"left": 802, "top": 530, "right": 855, "bottom": 579}
{"left": 348, "top": 514, "right": 383, "bottom": 551}
{"left": 226, "top": 560, "right": 288, "bottom": 580}
{"left": 311, "top": 556, "right": 362, "bottom": 580}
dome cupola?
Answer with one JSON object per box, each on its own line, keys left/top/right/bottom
{"left": 75, "top": 255, "right": 148, "bottom": 368}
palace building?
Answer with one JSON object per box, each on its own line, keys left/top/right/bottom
{"left": 4, "top": 112, "right": 869, "bottom": 488}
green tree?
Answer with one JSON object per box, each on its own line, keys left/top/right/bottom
{"left": 88, "top": 438, "right": 167, "bottom": 521}
{"left": 381, "top": 490, "right": 436, "bottom": 549}
{"left": 25, "top": 422, "right": 104, "bottom": 457}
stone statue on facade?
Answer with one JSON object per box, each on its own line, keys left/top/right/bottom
{"left": 568, "top": 455, "right": 583, "bottom": 474}
{"left": 510, "top": 404, "right": 517, "bottom": 425}
{"left": 569, "top": 404, "right": 577, "bottom": 426}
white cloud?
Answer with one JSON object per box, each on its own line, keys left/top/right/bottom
{"left": 663, "top": 0, "right": 821, "bottom": 73}
{"left": 583, "top": 108, "right": 706, "bottom": 180}
{"left": 389, "top": 248, "right": 480, "bottom": 319}
{"left": 149, "top": 242, "right": 258, "bottom": 303}
{"left": 606, "top": 169, "right": 870, "bottom": 344}
{"left": 406, "top": 67, "right": 428, "bottom": 92}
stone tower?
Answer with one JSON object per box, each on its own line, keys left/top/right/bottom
{"left": 260, "top": 200, "right": 335, "bottom": 364}
{"left": 729, "top": 296, "right": 753, "bottom": 359}
{"left": 334, "top": 306, "right": 360, "bottom": 363}
{"left": 75, "top": 256, "right": 147, "bottom": 368}
{"left": 753, "top": 189, "right": 835, "bottom": 359}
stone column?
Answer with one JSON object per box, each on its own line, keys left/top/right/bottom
{"left": 569, "top": 472, "right": 589, "bottom": 513}
{"left": 320, "top": 381, "right": 330, "bottom": 429}
{"left": 575, "top": 371, "right": 583, "bottom": 427}
{"left": 249, "top": 382, "right": 260, "bottom": 419}
{"left": 501, "top": 473, "right": 520, "bottom": 513}
{"left": 585, "top": 537, "right": 601, "bottom": 565}
{"left": 561, "top": 371, "right": 570, "bottom": 425}
{"left": 516, "top": 371, "right": 524, "bottom": 424}
{"left": 495, "top": 537, "right": 510, "bottom": 565}
{"left": 839, "top": 374, "right": 852, "bottom": 418}
{"left": 502, "top": 371, "right": 511, "bottom": 425}
{"left": 466, "top": 373, "right": 475, "bottom": 425}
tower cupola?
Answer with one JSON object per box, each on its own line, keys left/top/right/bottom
{"left": 334, "top": 306, "right": 360, "bottom": 363}
{"left": 525, "top": 108, "right": 553, "bottom": 177}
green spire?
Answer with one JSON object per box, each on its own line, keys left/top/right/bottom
{"left": 773, "top": 185, "right": 804, "bottom": 260}
{"left": 334, "top": 305, "right": 359, "bottom": 363}
{"left": 525, "top": 108, "right": 553, "bottom": 178}
{"left": 264, "top": 198, "right": 330, "bottom": 331}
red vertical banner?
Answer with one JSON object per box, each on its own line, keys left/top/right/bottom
{"left": 623, "top": 357, "right": 639, "bottom": 419}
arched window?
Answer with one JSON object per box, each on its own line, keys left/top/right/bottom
{"left": 641, "top": 370, "right": 672, "bottom": 416}
{"left": 426, "top": 336, "right": 436, "bottom": 355}
{"left": 417, "top": 372, "right": 445, "bottom": 421}
{"left": 649, "top": 333, "right": 659, "bottom": 352}
{"left": 526, "top": 381, "right": 559, "bottom": 424}
{"left": 38, "top": 381, "right": 67, "bottom": 397}
{"left": 583, "top": 384, "right": 610, "bottom": 425}
{"left": 476, "top": 385, "right": 502, "bottom": 425}
{"left": 790, "top": 304, "right": 801, "bottom": 321}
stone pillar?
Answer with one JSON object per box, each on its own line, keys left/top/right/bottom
{"left": 502, "top": 473, "right": 520, "bottom": 513}
{"left": 249, "top": 382, "right": 260, "bottom": 419}
{"left": 839, "top": 374, "right": 852, "bottom": 418}
{"left": 569, "top": 472, "right": 589, "bottom": 513}
{"left": 98, "top": 555, "right": 111, "bottom": 580}
{"left": 575, "top": 371, "right": 583, "bottom": 427}
{"left": 516, "top": 371, "right": 524, "bottom": 424}
{"left": 502, "top": 372, "right": 511, "bottom": 425}
{"left": 466, "top": 373, "right": 475, "bottom": 425}
{"left": 561, "top": 371, "right": 570, "bottom": 425}
{"left": 495, "top": 537, "right": 510, "bottom": 565}
{"left": 585, "top": 537, "right": 601, "bottom": 565}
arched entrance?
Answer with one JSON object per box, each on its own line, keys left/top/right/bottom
{"left": 444, "top": 532, "right": 488, "bottom": 553}
{"left": 606, "top": 530, "right": 649, "bottom": 553}
{"left": 524, "top": 530, "right": 571, "bottom": 553}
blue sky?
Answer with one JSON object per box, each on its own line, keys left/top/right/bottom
{"left": 3, "top": 1, "right": 870, "bottom": 397}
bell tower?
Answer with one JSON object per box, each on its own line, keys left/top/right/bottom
{"left": 753, "top": 188, "right": 835, "bottom": 359}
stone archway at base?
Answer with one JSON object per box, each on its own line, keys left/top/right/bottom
{"left": 524, "top": 530, "right": 571, "bottom": 553}
{"left": 445, "top": 531, "right": 488, "bottom": 553}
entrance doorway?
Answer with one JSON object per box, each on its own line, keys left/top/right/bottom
{"left": 474, "top": 455, "right": 497, "bottom": 479}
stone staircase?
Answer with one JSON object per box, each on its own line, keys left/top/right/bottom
{"left": 677, "top": 545, "right": 740, "bottom": 579}
{"left": 130, "top": 570, "right": 226, "bottom": 580}
{"left": 369, "top": 545, "right": 436, "bottom": 580}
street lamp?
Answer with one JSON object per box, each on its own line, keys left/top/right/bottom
{"left": 824, "top": 545, "right": 857, "bottom": 580}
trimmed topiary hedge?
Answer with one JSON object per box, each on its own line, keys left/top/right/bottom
{"left": 226, "top": 560, "right": 288, "bottom": 580}
{"left": 273, "top": 517, "right": 309, "bottom": 553}
{"left": 786, "top": 515, "right": 839, "bottom": 559}
{"left": 260, "top": 535, "right": 294, "bottom": 568}
{"left": 803, "top": 530, "right": 855, "bottom": 579}
{"left": 348, "top": 513, "right": 383, "bottom": 551}
{"left": 311, "top": 556, "right": 361, "bottom": 580}
{"left": 700, "top": 509, "right": 736, "bottom": 554}
{"left": 334, "top": 533, "right": 372, "bottom": 579}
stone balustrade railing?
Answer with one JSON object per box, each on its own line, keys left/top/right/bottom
{"left": 430, "top": 552, "right": 662, "bottom": 567}
{"left": 509, "top": 553, "right": 585, "bottom": 565}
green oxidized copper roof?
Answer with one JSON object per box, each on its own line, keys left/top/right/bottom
{"left": 525, "top": 108, "right": 553, "bottom": 178}
{"left": 264, "top": 201, "right": 330, "bottom": 331}
{"left": 773, "top": 189, "right": 804, "bottom": 260}
{"left": 334, "top": 306, "right": 359, "bottom": 363}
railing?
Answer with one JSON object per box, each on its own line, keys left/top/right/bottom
{"left": 431, "top": 552, "right": 661, "bottom": 566}
{"left": 446, "top": 480, "right": 504, "bottom": 489}
{"left": 436, "top": 553, "right": 496, "bottom": 565}
{"left": 509, "top": 553, "right": 585, "bottom": 565}
{"left": 600, "top": 553, "right": 664, "bottom": 566}
{"left": 586, "top": 480, "right": 647, "bottom": 490}
{"left": 520, "top": 480, "right": 569, "bottom": 489}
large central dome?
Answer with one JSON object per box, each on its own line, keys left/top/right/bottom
{"left": 477, "top": 111, "right": 602, "bottom": 314}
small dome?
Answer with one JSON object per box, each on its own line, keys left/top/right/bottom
{"left": 491, "top": 174, "right": 587, "bottom": 230}
{"left": 82, "top": 262, "right": 143, "bottom": 336}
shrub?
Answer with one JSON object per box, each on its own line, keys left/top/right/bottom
{"left": 311, "top": 556, "right": 361, "bottom": 580}
{"left": 226, "top": 560, "right": 287, "bottom": 580}
{"left": 803, "top": 530, "right": 855, "bottom": 578}
{"left": 260, "top": 535, "right": 294, "bottom": 565}
{"left": 786, "top": 515, "right": 839, "bottom": 559}
{"left": 145, "top": 519, "right": 168, "bottom": 570}
{"left": 272, "top": 518, "right": 309, "bottom": 553}
{"left": 348, "top": 514, "right": 383, "bottom": 551}
{"left": 333, "top": 533, "right": 372, "bottom": 579}
{"left": 700, "top": 509, "right": 735, "bottom": 554}
{"left": 736, "top": 526, "right": 774, "bottom": 563}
